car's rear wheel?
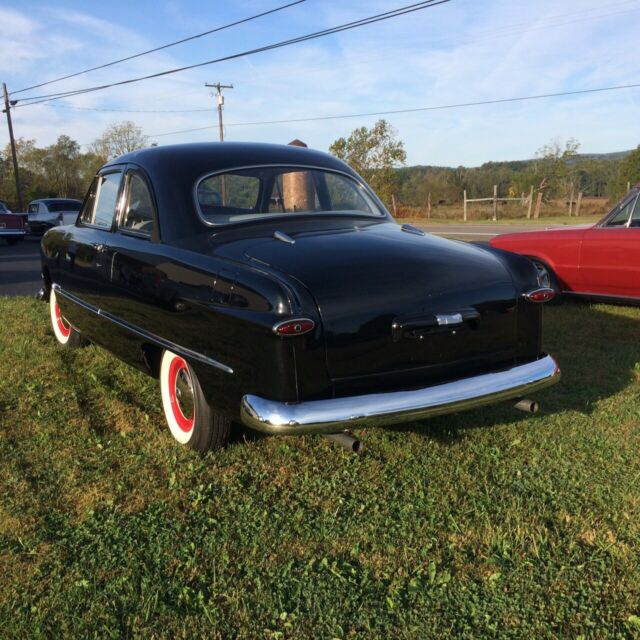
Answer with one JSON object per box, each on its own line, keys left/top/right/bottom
{"left": 49, "top": 289, "right": 85, "bottom": 347}
{"left": 531, "top": 260, "right": 560, "bottom": 299}
{"left": 159, "top": 350, "right": 231, "bottom": 452}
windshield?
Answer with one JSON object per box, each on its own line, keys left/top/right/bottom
{"left": 47, "top": 201, "right": 82, "bottom": 213}
{"left": 195, "top": 166, "right": 383, "bottom": 225}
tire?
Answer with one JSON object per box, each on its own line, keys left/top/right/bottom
{"left": 530, "top": 259, "right": 561, "bottom": 300}
{"left": 49, "top": 289, "right": 85, "bottom": 347}
{"left": 159, "top": 350, "right": 230, "bottom": 452}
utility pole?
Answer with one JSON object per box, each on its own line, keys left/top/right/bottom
{"left": 2, "top": 83, "right": 24, "bottom": 212}
{"left": 204, "top": 82, "right": 233, "bottom": 142}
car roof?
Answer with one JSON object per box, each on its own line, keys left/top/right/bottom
{"left": 101, "top": 142, "right": 364, "bottom": 243}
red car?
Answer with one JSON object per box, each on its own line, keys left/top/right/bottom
{"left": 0, "top": 200, "right": 27, "bottom": 245}
{"left": 490, "top": 186, "right": 640, "bottom": 304}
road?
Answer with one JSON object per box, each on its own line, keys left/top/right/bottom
{"left": 415, "top": 222, "right": 554, "bottom": 242}
{"left": 0, "top": 222, "right": 556, "bottom": 297}
{"left": 0, "top": 237, "right": 42, "bottom": 297}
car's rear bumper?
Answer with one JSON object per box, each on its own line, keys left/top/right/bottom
{"left": 240, "top": 354, "right": 560, "bottom": 435}
{"left": 0, "top": 229, "right": 26, "bottom": 238}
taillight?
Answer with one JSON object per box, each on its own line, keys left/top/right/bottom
{"left": 272, "top": 318, "right": 315, "bottom": 336}
{"left": 523, "top": 287, "right": 556, "bottom": 303}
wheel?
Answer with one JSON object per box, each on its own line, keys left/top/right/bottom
{"left": 49, "top": 289, "right": 85, "bottom": 347}
{"left": 159, "top": 350, "right": 231, "bottom": 452}
{"left": 531, "top": 260, "right": 560, "bottom": 299}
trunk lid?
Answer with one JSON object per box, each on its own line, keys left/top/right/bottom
{"left": 245, "top": 222, "right": 519, "bottom": 380}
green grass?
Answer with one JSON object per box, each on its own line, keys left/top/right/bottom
{"left": 1, "top": 297, "right": 639, "bottom": 639}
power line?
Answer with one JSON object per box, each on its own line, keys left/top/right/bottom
{"left": 14, "top": 0, "right": 451, "bottom": 107}
{"left": 26, "top": 0, "right": 640, "bottom": 116}
{"left": 141, "top": 81, "right": 640, "bottom": 138}
{"left": 9, "top": 0, "right": 305, "bottom": 96}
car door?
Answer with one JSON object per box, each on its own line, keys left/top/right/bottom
{"left": 98, "top": 167, "right": 161, "bottom": 318}
{"left": 59, "top": 169, "right": 125, "bottom": 310}
{"left": 579, "top": 192, "right": 640, "bottom": 298}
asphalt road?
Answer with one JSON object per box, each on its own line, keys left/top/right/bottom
{"left": 0, "top": 223, "right": 552, "bottom": 297}
{"left": 415, "top": 222, "right": 552, "bottom": 242}
{"left": 0, "top": 237, "right": 43, "bottom": 297}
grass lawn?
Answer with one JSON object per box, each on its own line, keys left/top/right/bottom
{"left": 1, "top": 297, "right": 639, "bottom": 639}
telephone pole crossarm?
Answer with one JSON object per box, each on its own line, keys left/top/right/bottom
{"left": 204, "top": 82, "right": 233, "bottom": 142}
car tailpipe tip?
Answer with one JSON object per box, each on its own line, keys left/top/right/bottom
{"left": 514, "top": 398, "right": 539, "bottom": 413}
{"left": 324, "top": 432, "right": 364, "bottom": 455}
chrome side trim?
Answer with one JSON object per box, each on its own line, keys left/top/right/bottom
{"left": 52, "top": 284, "right": 233, "bottom": 374}
{"left": 241, "top": 355, "right": 560, "bottom": 435}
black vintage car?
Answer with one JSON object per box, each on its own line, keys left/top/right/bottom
{"left": 40, "top": 142, "right": 560, "bottom": 451}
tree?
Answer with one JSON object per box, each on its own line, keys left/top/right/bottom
{"left": 610, "top": 145, "right": 640, "bottom": 198}
{"left": 90, "top": 121, "right": 148, "bottom": 161}
{"left": 530, "top": 138, "right": 581, "bottom": 199}
{"left": 329, "top": 120, "right": 406, "bottom": 205}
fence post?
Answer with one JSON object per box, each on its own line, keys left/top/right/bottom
{"left": 534, "top": 191, "right": 543, "bottom": 219}
{"left": 391, "top": 194, "right": 397, "bottom": 216}
{"left": 568, "top": 183, "right": 574, "bottom": 216}
{"left": 492, "top": 184, "right": 497, "bottom": 221}
{"left": 427, "top": 191, "right": 431, "bottom": 219}
{"left": 463, "top": 190, "right": 467, "bottom": 221}
{"left": 527, "top": 185, "right": 534, "bottom": 219}
{"left": 575, "top": 191, "right": 583, "bottom": 217}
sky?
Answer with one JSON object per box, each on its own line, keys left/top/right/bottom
{"left": 1, "top": 0, "right": 639, "bottom": 167}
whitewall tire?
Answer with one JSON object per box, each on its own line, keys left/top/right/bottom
{"left": 159, "top": 350, "right": 231, "bottom": 451}
{"left": 50, "top": 289, "right": 84, "bottom": 347}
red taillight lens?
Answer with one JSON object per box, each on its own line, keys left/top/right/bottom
{"left": 273, "top": 318, "right": 315, "bottom": 336}
{"left": 524, "top": 287, "right": 556, "bottom": 303}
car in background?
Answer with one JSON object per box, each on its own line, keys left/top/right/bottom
{"left": 0, "top": 199, "right": 27, "bottom": 245}
{"left": 490, "top": 184, "right": 640, "bottom": 305}
{"left": 40, "top": 142, "right": 560, "bottom": 453}
{"left": 27, "top": 198, "right": 82, "bottom": 234}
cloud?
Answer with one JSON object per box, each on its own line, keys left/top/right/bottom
{"left": 2, "top": 0, "right": 639, "bottom": 166}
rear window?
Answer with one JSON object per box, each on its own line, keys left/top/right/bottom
{"left": 195, "top": 166, "right": 382, "bottom": 225}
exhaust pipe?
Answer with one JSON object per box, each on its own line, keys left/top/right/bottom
{"left": 325, "top": 432, "right": 364, "bottom": 455}
{"left": 514, "top": 398, "right": 539, "bottom": 413}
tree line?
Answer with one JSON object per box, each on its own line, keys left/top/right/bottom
{"left": 0, "top": 122, "right": 147, "bottom": 209}
{"left": 1, "top": 118, "right": 639, "bottom": 211}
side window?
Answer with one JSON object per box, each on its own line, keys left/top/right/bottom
{"left": 605, "top": 195, "right": 637, "bottom": 227}
{"left": 80, "top": 173, "right": 122, "bottom": 228}
{"left": 121, "top": 173, "right": 155, "bottom": 235}
{"left": 80, "top": 179, "right": 98, "bottom": 224}
{"left": 28, "top": 203, "right": 38, "bottom": 214}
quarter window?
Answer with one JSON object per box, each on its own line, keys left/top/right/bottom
{"left": 121, "top": 173, "right": 155, "bottom": 235}
{"left": 605, "top": 195, "right": 637, "bottom": 227}
{"left": 81, "top": 173, "right": 122, "bottom": 228}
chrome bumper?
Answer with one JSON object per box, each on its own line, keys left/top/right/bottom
{"left": 240, "top": 355, "right": 560, "bottom": 435}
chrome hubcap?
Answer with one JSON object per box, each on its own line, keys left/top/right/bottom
{"left": 533, "top": 262, "right": 551, "bottom": 289}
{"left": 175, "top": 368, "right": 194, "bottom": 420}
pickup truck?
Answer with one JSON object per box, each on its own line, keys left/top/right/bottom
{"left": 27, "top": 198, "right": 82, "bottom": 234}
{"left": 0, "top": 200, "right": 27, "bottom": 245}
